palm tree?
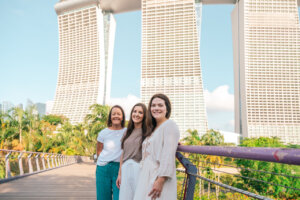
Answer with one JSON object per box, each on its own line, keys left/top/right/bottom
{"left": 11, "top": 107, "right": 25, "bottom": 144}
{"left": 24, "top": 105, "right": 40, "bottom": 151}
{"left": 84, "top": 104, "right": 110, "bottom": 155}
{"left": 201, "top": 129, "right": 224, "bottom": 146}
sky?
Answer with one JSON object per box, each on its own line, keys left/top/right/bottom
{"left": 1, "top": 1, "right": 298, "bottom": 132}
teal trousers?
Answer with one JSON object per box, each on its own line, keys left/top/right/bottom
{"left": 96, "top": 162, "right": 120, "bottom": 200}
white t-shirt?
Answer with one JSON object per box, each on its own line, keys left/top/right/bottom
{"left": 97, "top": 127, "right": 127, "bottom": 166}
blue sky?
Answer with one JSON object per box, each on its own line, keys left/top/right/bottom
{"left": 1, "top": 1, "right": 298, "bottom": 131}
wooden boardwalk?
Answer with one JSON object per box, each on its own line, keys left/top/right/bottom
{"left": 0, "top": 162, "right": 96, "bottom": 200}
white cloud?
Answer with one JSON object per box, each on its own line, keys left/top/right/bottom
{"left": 204, "top": 85, "right": 234, "bottom": 112}
{"left": 108, "top": 94, "right": 140, "bottom": 120}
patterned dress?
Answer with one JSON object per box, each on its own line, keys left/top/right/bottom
{"left": 133, "top": 120, "right": 180, "bottom": 200}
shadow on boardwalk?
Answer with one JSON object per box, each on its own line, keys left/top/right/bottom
{"left": 0, "top": 162, "right": 96, "bottom": 200}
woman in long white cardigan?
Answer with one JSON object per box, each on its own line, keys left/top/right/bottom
{"left": 134, "top": 94, "right": 180, "bottom": 200}
{"left": 116, "top": 103, "right": 151, "bottom": 200}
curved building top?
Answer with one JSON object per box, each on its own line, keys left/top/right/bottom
{"left": 55, "top": 0, "right": 99, "bottom": 15}
{"left": 100, "top": 0, "right": 236, "bottom": 14}
{"left": 56, "top": 0, "right": 300, "bottom": 14}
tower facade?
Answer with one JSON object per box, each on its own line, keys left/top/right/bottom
{"left": 232, "top": 0, "right": 300, "bottom": 144}
{"left": 52, "top": 0, "right": 115, "bottom": 123}
{"left": 141, "top": 0, "right": 208, "bottom": 137}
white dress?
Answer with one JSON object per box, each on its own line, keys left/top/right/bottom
{"left": 133, "top": 120, "right": 180, "bottom": 200}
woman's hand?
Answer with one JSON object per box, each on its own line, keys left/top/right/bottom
{"left": 116, "top": 174, "right": 121, "bottom": 189}
{"left": 148, "top": 177, "right": 166, "bottom": 200}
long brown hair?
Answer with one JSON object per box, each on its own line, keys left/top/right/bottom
{"left": 121, "top": 103, "right": 151, "bottom": 149}
{"left": 107, "top": 105, "right": 125, "bottom": 128}
{"left": 144, "top": 93, "right": 172, "bottom": 138}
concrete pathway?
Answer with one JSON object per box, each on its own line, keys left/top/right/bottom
{"left": 0, "top": 162, "right": 96, "bottom": 200}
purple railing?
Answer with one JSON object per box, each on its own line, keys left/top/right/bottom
{"left": 177, "top": 145, "right": 300, "bottom": 165}
{"left": 176, "top": 145, "right": 300, "bottom": 200}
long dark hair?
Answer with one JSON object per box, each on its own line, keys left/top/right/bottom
{"left": 121, "top": 103, "right": 151, "bottom": 149}
{"left": 107, "top": 105, "right": 125, "bottom": 128}
{"left": 144, "top": 93, "right": 172, "bottom": 138}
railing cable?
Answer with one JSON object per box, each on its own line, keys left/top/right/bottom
{"left": 195, "top": 164, "right": 300, "bottom": 191}
{"left": 185, "top": 170, "right": 274, "bottom": 200}
{"left": 187, "top": 157, "right": 300, "bottom": 180}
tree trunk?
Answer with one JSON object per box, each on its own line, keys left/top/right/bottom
{"left": 19, "top": 127, "right": 22, "bottom": 144}
{"left": 208, "top": 182, "right": 210, "bottom": 199}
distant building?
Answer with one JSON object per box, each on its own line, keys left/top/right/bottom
{"left": 232, "top": 0, "right": 300, "bottom": 144}
{"left": 219, "top": 130, "right": 240, "bottom": 145}
{"left": 35, "top": 103, "right": 46, "bottom": 116}
{"left": 45, "top": 100, "right": 54, "bottom": 115}
{"left": 141, "top": 0, "right": 208, "bottom": 137}
{"left": 2, "top": 101, "right": 14, "bottom": 113}
{"left": 52, "top": 0, "right": 115, "bottom": 124}
{"left": 16, "top": 104, "right": 23, "bottom": 110}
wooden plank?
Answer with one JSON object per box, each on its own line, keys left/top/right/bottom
{"left": 0, "top": 163, "right": 96, "bottom": 200}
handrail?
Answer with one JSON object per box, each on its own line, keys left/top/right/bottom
{"left": 177, "top": 145, "right": 300, "bottom": 165}
{"left": 0, "top": 149, "right": 91, "bottom": 184}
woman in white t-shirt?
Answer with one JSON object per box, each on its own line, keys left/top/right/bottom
{"left": 96, "top": 105, "right": 127, "bottom": 200}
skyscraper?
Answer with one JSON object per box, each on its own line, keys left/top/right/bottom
{"left": 141, "top": 0, "right": 208, "bottom": 137}
{"left": 52, "top": 0, "right": 115, "bottom": 123}
{"left": 1, "top": 101, "right": 14, "bottom": 113}
{"left": 232, "top": 0, "right": 300, "bottom": 144}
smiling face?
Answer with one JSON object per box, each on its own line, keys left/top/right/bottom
{"left": 131, "top": 105, "right": 144, "bottom": 125}
{"left": 150, "top": 97, "right": 167, "bottom": 121}
{"left": 110, "top": 107, "right": 123, "bottom": 126}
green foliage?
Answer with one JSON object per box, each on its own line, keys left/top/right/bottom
{"left": 236, "top": 137, "right": 300, "bottom": 199}
{"left": 43, "top": 114, "right": 66, "bottom": 125}
{"left": 0, "top": 159, "right": 5, "bottom": 179}
{"left": 201, "top": 129, "right": 224, "bottom": 146}
{"left": 1, "top": 104, "right": 110, "bottom": 157}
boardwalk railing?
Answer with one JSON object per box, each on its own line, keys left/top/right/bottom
{"left": 0, "top": 149, "right": 90, "bottom": 183}
{"left": 176, "top": 146, "right": 300, "bottom": 200}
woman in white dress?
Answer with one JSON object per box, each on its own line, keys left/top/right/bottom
{"left": 134, "top": 94, "right": 180, "bottom": 200}
{"left": 116, "top": 103, "right": 151, "bottom": 200}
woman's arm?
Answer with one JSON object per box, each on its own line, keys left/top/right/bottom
{"left": 96, "top": 141, "right": 103, "bottom": 157}
{"left": 149, "top": 121, "right": 180, "bottom": 199}
{"left": 116, "top": 152, "right": 123, "bottom": 188}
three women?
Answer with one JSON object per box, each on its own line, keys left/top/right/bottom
{"left": 96, "top": 93, "right": 180, "bottom": 200}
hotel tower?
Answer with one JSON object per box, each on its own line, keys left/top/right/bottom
{"left": 141, "top": 0, "right": 208, "bottom": 137}
{"left": 232, "top": 0, "right": 300, "bottom": 144}
{"left": 52, "top": 0, "right": 115, "bottom": 123}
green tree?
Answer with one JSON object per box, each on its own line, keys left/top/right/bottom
{"left": 235, "top": 137, "right": 299, "bottom": 199}
{"left": 201, "top": 129, "right": 224, "bottom": 146}
{"left": 43, "top": 114, "right": 66, "bottom": 125}
{"left": 84, "top": 104, "right": 110, "bottom": 155}
{"left": 11, "top": 107, "right": 25, "bottom": 144}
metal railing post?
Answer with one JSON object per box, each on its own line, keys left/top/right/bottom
{"left": 18, "top": 152, "right": 24, "bottom": 175}
{"left": 59, "top": 155, "right": 63, "bottom": 166}
{"left": 55, "top": 155, "right": 58, "bottom": 167}
{"left": 63, "top": 155, "right": 66, "bottom": 165}
{"left": 51, "top": 154, "right": 55, "bottom": 168}
{"left": 28, "top": 153, "right": 33, "bottom": 173}
{"left": 35, "top": 154, "right": 40, "bottom": 171}
{"left": 46, "top": 154, "right": 50, "bottom": 169}
{"left": 5, "top": 152, "right": 12, "bottom": 178}
{"left": 41, "top": 153, "right": 46, "bottom": 170}
{"left": 176, "top": 152, "right": 197, "bottom": 200}
{"left": 0, "top": 149, "right": 84, "bottom": 184}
